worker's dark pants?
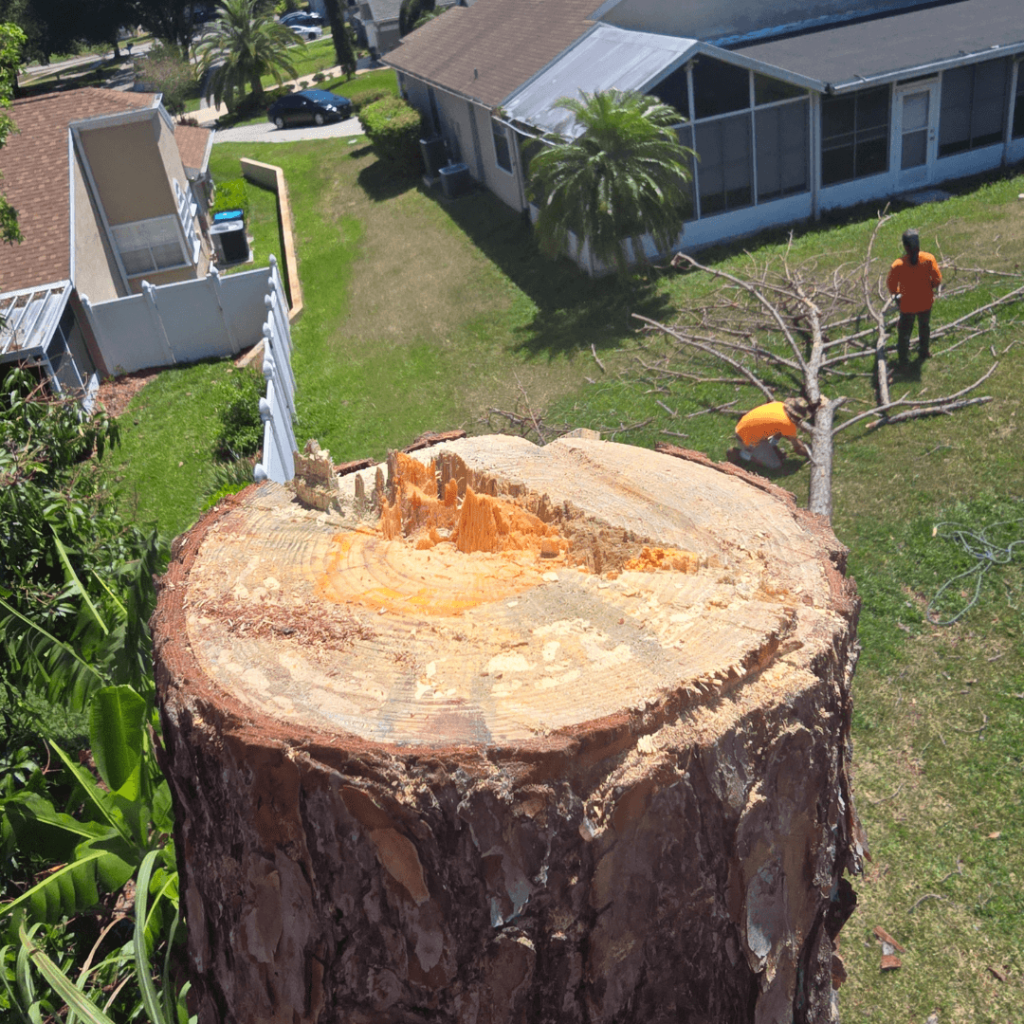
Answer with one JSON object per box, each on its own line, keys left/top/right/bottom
{"left": 896, "top": 308, "right": 931, "bottom": 364}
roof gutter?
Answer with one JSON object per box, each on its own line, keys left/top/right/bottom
{"left": 823, "top": 41, "right": 1024, "bottom": 93}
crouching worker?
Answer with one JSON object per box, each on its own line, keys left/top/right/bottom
{"left": 727, "top": 397, "right": 811, "bottom": 469}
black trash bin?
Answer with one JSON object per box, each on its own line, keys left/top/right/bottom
{"left": 420, "top": 136, "right": 446, "bottom": 178}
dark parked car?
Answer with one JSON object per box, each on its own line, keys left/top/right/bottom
{"left": 267, "top": 90, "right": 353, "bottom": 129}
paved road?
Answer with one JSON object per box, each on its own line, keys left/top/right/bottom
{"left": 213, "top": 116, "right": 365, "bottom": 143}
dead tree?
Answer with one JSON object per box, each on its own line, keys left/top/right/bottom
{"left": 633, "top": 216, "right": 1023, "bottom": 520}
{"left": 154, "top": 434, "right": 864, "bottom": 1024}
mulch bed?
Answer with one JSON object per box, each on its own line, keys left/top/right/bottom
{"left": 93, "top": 367, "right": 162, "bottom": 419}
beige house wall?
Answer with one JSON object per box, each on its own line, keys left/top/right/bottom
{"left": 79, "top": 119, "right": 176, "bottom": 226}
{"left": 472, "top": 104, "right": 523, "bottom": 209}
{"left": 72, "top": 150, "right": 123, "bottom": 303}
{"left": 433, "top": 88, "right": 482, "bottom": 177}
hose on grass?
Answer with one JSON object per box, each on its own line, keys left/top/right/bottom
{"left": 926, "top": 515, "right": 1024, "bottom": 626}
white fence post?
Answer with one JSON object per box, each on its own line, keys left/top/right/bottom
{"left": 252, "top": 265, "right": 298, "bottom": 485}
{"left": 208, "top": 266, "right": 242, "bottom": 355}
{"left": 142, "top": 282, "right": 177, "bottom": 366}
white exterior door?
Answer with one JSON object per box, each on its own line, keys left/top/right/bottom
{"left": 893, "top": 81, "right": 939, "bottom": 189}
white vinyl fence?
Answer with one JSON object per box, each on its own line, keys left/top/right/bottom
{"left": 253, "top": 257, "right": 297, "bottom": 485}
{"left": 80, "top": 262, "right": 282, "bottom": 374}
{"left": 82, "top": 257, "right": 298, "bottom": 485}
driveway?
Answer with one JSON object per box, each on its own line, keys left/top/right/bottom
{"left": 213, "top": 116, "right": 365, "bottom": 143}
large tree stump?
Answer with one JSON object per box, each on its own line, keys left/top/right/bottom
{"left": 153, "top": 435, "right": 864, "bottom": 1024}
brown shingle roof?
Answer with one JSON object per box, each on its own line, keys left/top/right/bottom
{"left": 0, "top": 88, "right": 156, "bottom": 293}
{"left": 174, "top": 124, "right": 213, "bottom": 173}
{"left": 384, "top": 0, "right": 600, "bottom": 108}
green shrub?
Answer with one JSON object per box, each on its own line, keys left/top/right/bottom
{"left": 350, "top": 87, "right": 394, "bottom": 113}
{"left": 212, "top": 177, "right": 250, "bottom": 219}
{"left": 201, "top": 459, "right": 257, "bottom": 510}
{"left": 313, "top": 71, "right": 326, "bottom": 83}
{"left": 214, "top": 367, "right": 265, "bottom": 460}
{"left": 358, "top": 95, "right": 423, "bottom": 170}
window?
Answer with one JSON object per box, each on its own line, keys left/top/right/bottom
{"left": 1014, "top": 62, "right": 1024, "bottom": 139}
{"left": 756, "top": 99, "right": 809, "bottom": 201}
{"left": 174, "top": 179, "right": 201, "bottom": 264}
{"left": 692, "top": 57, "right": 750, "bottom": 119}
{"left": 821, "top": 85, "right": 890, "bottom": 185}
{"left": 940, "top": 58, "right": 1010, "bottom": 156}
{"left": 695, "top": 112, "right": 752, "bottom": 215}
{"left": 492, "top": 120, "right": 512, "bottom": 173}
{"left": 111, "top": 216, "right": 188, "bottom": 276}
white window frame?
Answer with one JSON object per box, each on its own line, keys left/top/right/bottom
{"left": 110, "top": 215, "right": 192, "bottom": 278}
{"left": 174, "top": 179, "right": 202, "bottom": 264}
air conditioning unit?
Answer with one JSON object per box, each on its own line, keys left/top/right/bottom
{"left": 439, "top": 162, "right": 472, "bottom": 200}
{"left": 210, "top": 220, "right": 249, "bottom": 264}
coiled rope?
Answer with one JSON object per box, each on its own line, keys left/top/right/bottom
{"left": 926, "top": 513, "right": 1024, "bottom": 626}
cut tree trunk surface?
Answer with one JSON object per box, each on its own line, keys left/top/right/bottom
{"left": 153, "top": 435, "right": 863, "bottom": 1024}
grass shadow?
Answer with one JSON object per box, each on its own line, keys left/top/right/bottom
{"left": 356, "top": 160, "right": 420, "bottom": 202}
{"left": 425, "top": 186, "right": 675, "bottom": 359}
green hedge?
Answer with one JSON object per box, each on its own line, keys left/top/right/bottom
{"left": 211, "top": 177, "right": 250, "bottom": 219}
{"left": 350, "top": 88, "right": 393, "bottom": 114}
{"left": 358, "top": 95, "right": 423, "bottom": 170}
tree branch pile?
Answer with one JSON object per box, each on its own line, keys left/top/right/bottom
{"left": 629, "top": 215, "right": 1022, "bottom": 519}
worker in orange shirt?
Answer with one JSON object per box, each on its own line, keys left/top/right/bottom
{"left": 727, "top": 397, "right": 811, "bottom": 469}
{"left": 887, "top": 228, "right": 942, "bottom": 366}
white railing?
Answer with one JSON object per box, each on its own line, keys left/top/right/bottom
{"left": 253, "top": 257, "right": 297, "bottom": 485}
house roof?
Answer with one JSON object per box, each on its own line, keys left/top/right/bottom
{"left": 731, "top": 0, "right": 1024, "bottom": 92}
{"left": 175, "top": 124, "right": 214, "bottom": 175}
{"left": 505, "top": 25, "right": 696, "bottom": 137}
{"left": 365, "top": 0, "right": 403, "bottom": 24}
{"left": 384, "top": 0, "right": 603, "bottom": 108}
{"left": 0, "top": 88, "right": 157, "bottom": 293}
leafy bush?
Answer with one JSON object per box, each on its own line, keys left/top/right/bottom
{"left": 350, "top": 87, "right": 393, "bottom": 113}
{"left": 358, "top": 95, "right": 423, "bottom": 170}
{"left": 211, "top": 177, "right": 250, "bottom": 219}
{"left": 313, "top": 70, "right": 326, "bottom": 83}
{"left": 214, "top": 367, "right": 265, "bottom": 460}
{"left": 201, "top": 458, "right": 257, "bottom": 511}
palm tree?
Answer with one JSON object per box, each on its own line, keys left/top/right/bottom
{"left": 323, "top": 0, "right": 356, "bottom": 80}
{"left": 197, "top": 0, "right": 299, "bottom": 112}
{"left": 527, "top": 90, "right": 693, "bottom": 276}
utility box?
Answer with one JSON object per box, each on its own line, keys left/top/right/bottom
{"left": 419, "top": 136, "right": 446, "bottom": 178}
{"left": 439, "top": 162, "right": 472, "bottom": 200}
{"left": 211, "top": 220, "right": 249, "bottom": 264}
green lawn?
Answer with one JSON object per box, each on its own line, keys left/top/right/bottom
{"left": 264, "top": 36, "right": 339, "bottom": 89}
{"left": 105, "top": 139, "right": 1024, "bottom": 1020}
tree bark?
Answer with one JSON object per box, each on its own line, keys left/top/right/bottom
{"left": 153, "top": 435, "right": 863, "bottom": 1024}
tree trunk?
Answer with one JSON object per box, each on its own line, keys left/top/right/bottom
{"left": 808, "top": 400, "right": 839, "bottom": 521}
{"left": 153, "top": 435, "right": 863, "bottom": 1024}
